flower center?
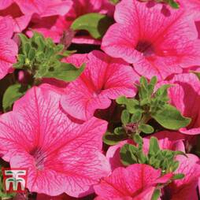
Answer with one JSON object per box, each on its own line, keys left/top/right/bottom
{"left": 135, "top": 40, "right": 155, "bottom": 56}
{"left": 29, "top": 147, "right": 46, "bottom": 170}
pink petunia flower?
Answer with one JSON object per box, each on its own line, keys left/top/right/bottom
{"left": 163, "top": 154, "right": 200, "bottom": 200}
{"left": 0, "top": 86, "right": 110, "bottom": 197}
{"left": 0, "top": 2, "right": 31, "bottom": 32}
{"left": 26, "top": 0, "right": 114, "bottom": 44}
{"left": 0, "top": 0, "right": 13, "bottom": 9}
{"left": 61, "top": 50, "right": 139, "bottom": 121}
{"left": 166, "top": 73, "right": 200, "bottom": 135}
{"left": 94, "top": 164, "right": 172, "bottom": 200}
{"left": 0, "top": 16, "right": 18, "bottom": 79}
{"left": 180, "top": 0, "right": 200, "bottom": 19}
{"left": 101, "top": 0, "right": 200, "bottom": 80}
{"left": 15, "top": 0, "right": 73, "bottom": 17}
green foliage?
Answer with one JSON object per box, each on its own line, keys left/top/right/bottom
{"left": 168, "top": 0, "right": 180, "bottom": 8}
{"left": 2, "top": 84, "right": 29, "bottom": 112}
{"left": 118, "top": 76, "right": 191, "bottom": 132}
{"left": 14, "top": 32, "right": 84, "bottom": 82}
{"left": 103, "top": 128, "right": 128, "bottom": 145}
{"left": 103, "top": 76, "right": 190, "bottom": 146}
{"left": 138, "top": 124, "right": 154, "bottom": 134}
{"left": 151, "top": 104, "right": 191, "bottom": 130}
{"left": 120, "top": 135, "right": 186, "bottom": 176}
{"left": 151, "top": 189, "right": 161, "bottom": 200}
{"left": 71, "top": 13, "right": 114, "bottom": 39}
{"left": 109, "top": 0, "right": 120, "bottom": 4}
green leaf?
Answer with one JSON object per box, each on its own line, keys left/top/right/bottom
{"left": 173, "top": 151, "right": 187, "bottom": 157}
{"left": 56, "top": 50, "right": 77, "bottom": 60}
{"left": 3, "top": 84, "right": 29, "bottom": 112}
{"left": 136, "top": 150, "right": 147, "bottom": 163}
{"left": 171, "top": 161, "right": 179, "bottom": 172}
{"left": 13, "top": 54, "right": 26, "bottom": 69}
{"left": 120, "top": 144, "right": 138, "bottom": 166}
{"left": 18, "top": 34, "right": 29, "bottom": 54}
{"left": 130, "top": 111, "right": 142, "bottom": 123}
{"left": 149, "top": 76, "right": 157, "bottom": 88}
{"left": 116, "top": 96, "right": 140, "bottom": 114}
{"left": 103, "top": 131, "right": 127, "bottom": 145}
{"left": 140, "top": 76, "right": 148, "bottom": 88}
{"left": 148, "top": 137, "right": 160, "bottom": 156}
{"left": 43, "top": 63, "right": 85, "bottom": 82}
{"left": 172, "top": 173, "right": 185, "bottom": 180}
{"left": 28, "top": 48, "right": 36, "bottom": 60}
{"left": 151, "top": 189, "right": 161, "bottom": 200}
{"left": 71, "top": 13, "right": 114, "bottom": 39}
{"left": 133, "top": 134, "right": 143, "bottom": 145}
{"left": 109, "top": 0, "right": 119, "bottom": 4}
{"left": 139, "top": 124, "right": 154, "bottom": 134}
{"left": 168, "top": 0, "right": 179, "bottom": 9}
{"left": 154, "top": 84, "right": 171, "bottom": 99}
{"left": 121, "top": 110, "right": 130, "bottom": 125}
{"left": 151, "top": 104, "right": 191, "bottom": 130}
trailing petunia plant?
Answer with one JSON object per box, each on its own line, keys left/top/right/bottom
{"left": 2, "top": 32, "right": 85, "bottom": 112}
{"left": 103, "top": 76, "right": 190, "bottom": 200}
{"left": 14, "top": 32, "right": 85, "bottom": 82}
{"left": 0, "top": 0, "right": 199, "bottom": 199}
{"left": 103, "top": 76, "right": 191, "bottom": 145}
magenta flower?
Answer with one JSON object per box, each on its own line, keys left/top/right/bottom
{"left": 101, "top": 0, "right": 200, "bottom": 80}
{"left": 164, "top": 154, "right": 200, "bottom": 200}
{"left": 167, "top": 73, "right": 200, "bottom": 135}
{"left": 0, "top": 16, "right": 18, "bottom": 79}
{"left": 0, "top": 0, "right": 13, "bottom": 9}
{"left": 26, "top": 0, "right": 114, "bottom": 44}
{"left": 0, "top": 86, "right": 110, "bottom": 197}
{"left": 16, "top": 0, "right": 73, "bottom": 17}
{"left": 94, "top": 164, "right": 172, "bottom": 200}
{"left": 0, "top": 2, "right": 31, "bottom": 32}
{"left": 180, "top": 0, "right": 200, "bottom": 19}
{"left": 69, "top": 0, "right": 114, "bottom": 17}
{"left": 61, "top": 51, "right": 139, "bottom": 121}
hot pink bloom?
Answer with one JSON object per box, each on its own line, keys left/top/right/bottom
{"left": 68, "top": 0, "right": 114, "bottom": 20}
{"left": 26, "top": 15, "right": 72, "bottom": 44}
{"left": 0, "top": 2, "right": 31, "bottom": 32}
{"left": 27, "top": 0, "right": 114, "bottom": 43}
{"left": 101, "top": 0, "right": 200, "bottom": 80}
{"left": 61, "top": 50, "right": 139, "bottom": 121}
{"left": 0, "top": 0, "right": 13, "bottom": 9}
{"left": 16, "top": 0, "right": 73, "bottom": 17}
{"left": 94, "top": 164, "right": 172, "bottom": 200}
{"left": 167, "top": 73, "right": 200, "bottom": 135}
{"left": 0, "top": 16, "right": 18, "bottom": 79}
{"left": 180, "top": 0, "right": 200, "bottom": 19}
{"left": 163, "top": 154, "right": 200, "bottom": 200}
{"left": 0, "top": 86, "right": 110, "bottom": 197}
